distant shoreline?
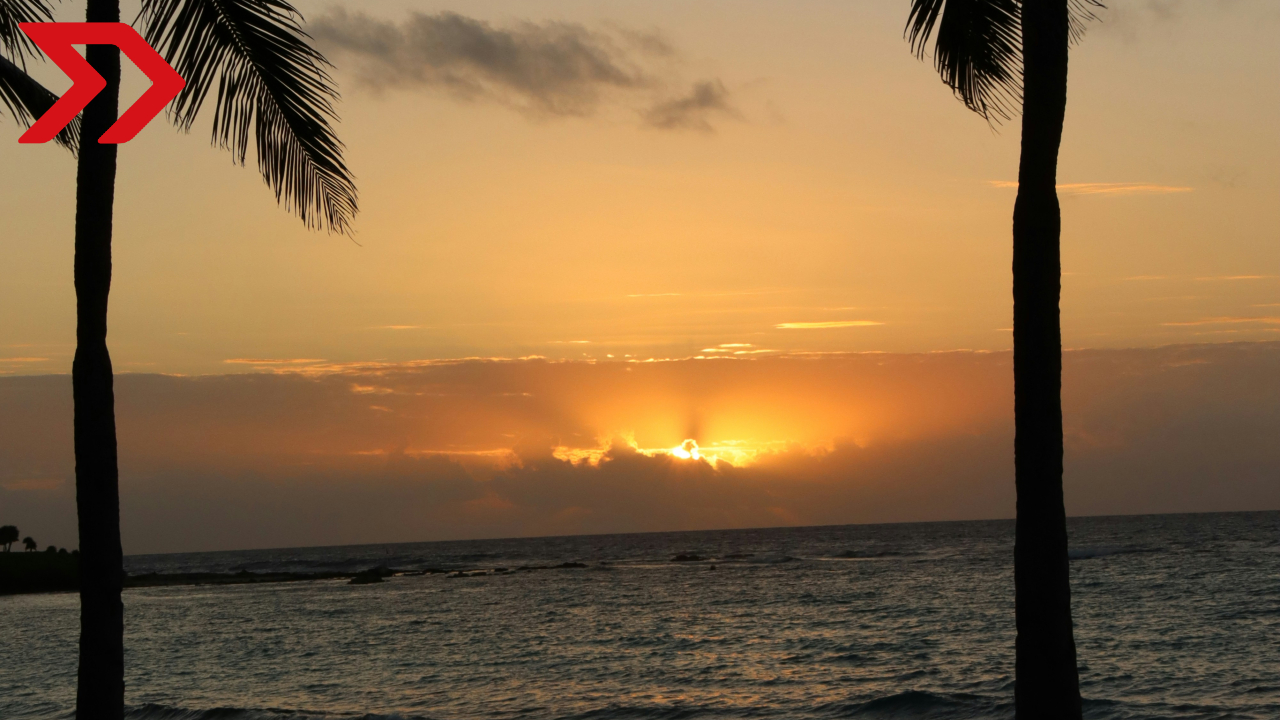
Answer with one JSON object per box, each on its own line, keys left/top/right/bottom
{"left": 0, "top": 552, "right": 387, "bottom": 596}
{"left": 1, "top": 557, "right": 607, "bottom": 595}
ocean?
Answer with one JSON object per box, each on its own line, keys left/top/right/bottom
{"left": 2, "top": 512, "right": 1278, "bottom": 719}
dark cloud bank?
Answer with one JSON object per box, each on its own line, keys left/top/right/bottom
{"left": 310, "top": 9, "right": 740, "bottom": 131}
{"left": 2, "top": 343, "right": 1277, "bottom": 554}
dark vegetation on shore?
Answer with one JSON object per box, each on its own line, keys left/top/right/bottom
{"left": 0, "top": 550, "right": 81, "bottom": 595}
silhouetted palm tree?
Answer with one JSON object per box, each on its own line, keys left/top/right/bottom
{"left": 5, "top": 1, "right": 355, "bottom": 717}
{"left": 904, "top": 1, "right": 1099, "bottom": 717}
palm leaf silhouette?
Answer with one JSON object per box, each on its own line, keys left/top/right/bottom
{"left": 140, "top": 0, "right": 357, "bottom": 234}
{"left": 1067, "top": 0, "right": 1104, "bottom": 43}
{"left": 906, "top": 0, "right": 1022, "bottom": 121}
{"left": 906, "top": 0, "right": 1102, "bottom": 122}
{"left": 1, "top": 0, "right": 53, "bottom": 59}
{"left": 0, "top": 0, "right": 81, "bottom": 151}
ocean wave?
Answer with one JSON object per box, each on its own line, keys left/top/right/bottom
{"left": 816, "top": 690, "right": 1011, "bottom": 719}
{"left": 1068, "top": 546, "right": 1154, "bottom": 561}
{"left": 834, "top": 549, "right": 918, "bottom": 559}
{"left": 559, "top": 704, "right": 712, "bottom": 720}
{"left": 126, "top": 691, "right": 1015, "bottom": 720}
{"left": 739, "top": 552, "right": 795, "bottom": 564}
{"left": 126, "top": 705, "right": 435, "bottom": 720}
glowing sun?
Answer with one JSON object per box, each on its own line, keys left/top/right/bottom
{"left": 670, "top": 439, "right": 702, "bottom": 460}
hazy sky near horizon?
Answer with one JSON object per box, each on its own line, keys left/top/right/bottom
{"left": 3, "top": 343, "right": 1277, "bottom": 553}
{"left": 1, "top": 0, "right": 1277, "bottom": 376}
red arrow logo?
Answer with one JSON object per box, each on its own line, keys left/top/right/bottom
{"left": 18, "top": 23, "right": 185, "bottom": 144}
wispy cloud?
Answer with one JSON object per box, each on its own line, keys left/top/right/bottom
{"left": 1059, "top": 183, "right": 1193, "bottom": 195}
{"left": 1162, "top": 317, "right": 1280, "bottom": 327}
{"left": 1190, "top": 329, "right": 1280, "bottom": 336}
{"left": 0, "top": 357, "right": 50, "bottom": 363}
{"left": 312, "top": 10, "right": 739, "bottom": 130}
{"left": 642, "top": 80, "right": 739, "bottom": 132}
{"left": 548, "top": 340, "right": 592, "bottom": 344}
{"left": 223, "top": 358, "right": 326, "bottom": 365}
{"left": 1194, "top": 275, "right": 1278, "bottom": 282}
{"left": 776, "top": 321, "right": 884, "bottom": 329}
{"left": 989, "top": 181, "right": 1192, "bottom": 195}
{"left": 370, "top": 325, "right": 424, "bottom": 330}
{"left": 312, "top": 9, "right": 648, "bottom": 115}
{"left": 627, "top": 292, "right": 683, "bottom": 298}
{"left": 1124, "top": 274, "right": 1276, "bottom": 283}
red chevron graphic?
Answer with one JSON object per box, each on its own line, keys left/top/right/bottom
{"left": 18, "top": 23, "right": 185, "bottom": 144}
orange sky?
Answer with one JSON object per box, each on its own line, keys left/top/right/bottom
{"left": 1, "top": 1, "right": 1277, "bottom": 376}
{"left": 2, "top": 2, "right": 1278, "bottom": 551}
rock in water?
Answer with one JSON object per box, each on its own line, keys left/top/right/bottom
{"left": 349, "top": 569, "right": 387, "bottom": 585}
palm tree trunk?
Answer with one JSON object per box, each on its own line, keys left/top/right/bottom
{"left": 74, "top": 0, "right": 125, "bottom": 717}
{"left": 1012, "top": 1, "right": 1081, "bottom": 718}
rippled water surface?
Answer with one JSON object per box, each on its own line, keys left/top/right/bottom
{"left": 3, "top": 512, "right": 1278, "bottom": 719}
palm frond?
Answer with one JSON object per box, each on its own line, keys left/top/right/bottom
{"left": 1068, "top": 0, "right": 1106, "bottom": 44}
{"left": 140, "top": 0, "right": 357, "bottom": 234}
{"left": 905, "top": 0, "right": 1022, "bottom": 122}
{"left": 0, "top": 0, "right": 54, "bottom": 64}
{"left": 0, "top": 51, "right": 79, "bottom": 151}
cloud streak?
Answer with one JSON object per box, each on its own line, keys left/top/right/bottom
{"left": 1162, "top": 317, "right": 1280, "bottom": 327}
{"left": 223, "top": 358, "right": 326, "bottom": 365}
{"left": 1195, "top": 275, "right": 1278, "bottom": 282}
{"left": 1124, "top": 275, "right": 1278, "bottom": 283}
{"left": 777, "top": 321, "right": 884, "bottom": 329}
{"left": 989, "top": 181, "right": 1193, "bottom": 195}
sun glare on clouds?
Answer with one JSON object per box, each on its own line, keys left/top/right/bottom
{"left": 669, "top": 439, "right": 701, "bottom": 460}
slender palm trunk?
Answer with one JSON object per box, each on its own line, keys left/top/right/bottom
{"left": 74, "top": 0, "right": 125, "bottom": 717}
{"left": 1012, "top": 1, "right": 1080, "bottom": 717}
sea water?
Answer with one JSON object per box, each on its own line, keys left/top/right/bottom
{"left": 2, "top": 512, "right": 1277, "bottom": 719}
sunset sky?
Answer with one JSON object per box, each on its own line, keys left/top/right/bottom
{"left": 1, "top": 1, "right": 1278, "bottom": 552}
